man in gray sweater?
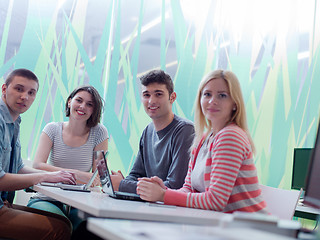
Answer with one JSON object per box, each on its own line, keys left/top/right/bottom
{"left": 111, "top": 69, "right": 195, "bottom": 194}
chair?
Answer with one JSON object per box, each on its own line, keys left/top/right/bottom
{"left": 259, "top": 184, "right": 302, "bottom": 220}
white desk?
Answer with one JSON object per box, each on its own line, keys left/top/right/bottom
{"left": 86, "top": 218, "right": 298, "bottom": 240}
{"left": 34, "top": 185, "right": 303, "bottom": 239}
{"left": 295, "top": 204, "right": 320, "bottom": 220}
{"left": 33, "top": 185, "right": 226, "bottom": 225}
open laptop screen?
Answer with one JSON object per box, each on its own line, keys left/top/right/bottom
{"left": 96, "top": 151, "right": 143, "bottom": 201}
{"left": 96, "top": 151, "right": 115, "bottom": 196}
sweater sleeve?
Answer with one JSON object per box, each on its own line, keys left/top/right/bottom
{"left": 163, "top": 123, "right": 194, "bottom": 189}
{"left": 164, "top": 127, "right": 249, "bottom": 211}
{"left": 163, "top": 162, "right": 195, "bottom": 207}
{"left": 163, "top": 139, "right": 201, "bottom": 205}
{"left": 119, "top": 150, "right": 146, "bottom": 193}
{"left": 119, "top": 133, "right": 147, "bottom": 194}
{"left": 178, "top": 148, "right": 196, "bottom": 193}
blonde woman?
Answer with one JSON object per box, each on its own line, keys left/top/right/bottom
{"left": 137, "top": 70, "right": 267, "bottom": 213}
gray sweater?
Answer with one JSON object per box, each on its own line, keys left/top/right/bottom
{"left": 119, "top": 115, "right": 195, "bottom": 193}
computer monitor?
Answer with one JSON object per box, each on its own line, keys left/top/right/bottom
{"left": 291, "top": 148, "right": 313, "bottom": 190}
{"left": 304, "top": 119, "right": 320, "bottom": 209}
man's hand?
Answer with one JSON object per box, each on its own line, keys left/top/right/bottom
{"left": 110, "top": 170, "right": 124, "bottom": 191}
{"left": 44, "top": 170, "right": 76, "bottom": 185}
{"left": 0, "top": 170, "right": 76, "bottom": 191}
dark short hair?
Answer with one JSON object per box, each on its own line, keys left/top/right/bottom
{"left": 65, "top": 85, "right": 104, "bottom": 128}
{"left": 140, "top": 69, "right": 174, "bottom": 95}
{"left": 5, "top": 68, "right": 39, "bottom": 89}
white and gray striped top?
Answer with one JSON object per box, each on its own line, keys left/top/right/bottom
{"left": 45, "top": 122, "right": 108, "bottom": 172}
{"left": 31, "top": 122, "right": 108, "bottom": 200}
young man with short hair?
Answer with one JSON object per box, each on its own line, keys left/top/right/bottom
{"left": 0, "top": 68, "right": 76, "bottom": 240}
{"left": 111, "top": 69, "right": 195, "bottom": 193}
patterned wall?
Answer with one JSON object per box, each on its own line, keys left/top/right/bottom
{"left": 0, "top": 0, "right": 319, "bottom": 189}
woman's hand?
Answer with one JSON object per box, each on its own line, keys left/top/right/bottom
{"left": 149, "top": 176, "right": 166, "bottom": 189}
{"left": 92, "top": 174, "right": 101, "bottom": 187}
{"left": 137, "top": 176, "right": 166, "bottom": 202}
{"left": 70, "top": 170, "right": 96, "bottom": 185}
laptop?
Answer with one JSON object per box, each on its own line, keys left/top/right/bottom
{"left": 40, "top": 168, "right": 98, "bottom": 192}
{"left": 97, "top": 151, "right": 144, "bottom": 201}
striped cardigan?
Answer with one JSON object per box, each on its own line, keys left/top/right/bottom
{"left": 164, "top": 124, "right": 267, "bottom": 213}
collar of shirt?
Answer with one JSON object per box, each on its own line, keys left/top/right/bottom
{"left": 0, "top": 98, "right": 21, "bottom": 124}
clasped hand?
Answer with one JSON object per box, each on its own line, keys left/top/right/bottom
{"left": 137, "top": 176, "right": 166, "bottom": 202}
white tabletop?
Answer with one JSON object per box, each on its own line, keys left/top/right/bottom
{"left": 86, "top": 218, "right": 298, "bottom": 240}
{"left": 33, "top": 184, "right": 226, "bottom": 225}
{"left": 295, "top": 204, "right": 320, "bottom": 215}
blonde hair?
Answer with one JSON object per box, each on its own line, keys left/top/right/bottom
{"left": 192, "top": 69, "right": 255, "bottom": 153}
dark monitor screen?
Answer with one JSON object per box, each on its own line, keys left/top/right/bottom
{"left": 304, "top": 120, "right": 320, "bottom": 209}
{"left": 292, "top": 148, "right": 313, "bottom": 190}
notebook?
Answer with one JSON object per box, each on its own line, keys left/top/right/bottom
{"left": 40, "top": 168, "right": 98, "bottom": 192}
{"left": 97, "top": 151, "right": 144, "bottom": 201}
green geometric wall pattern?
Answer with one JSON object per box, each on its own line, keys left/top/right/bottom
{"left": 0, "top": 0, "right": 319, "bottom": 189}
